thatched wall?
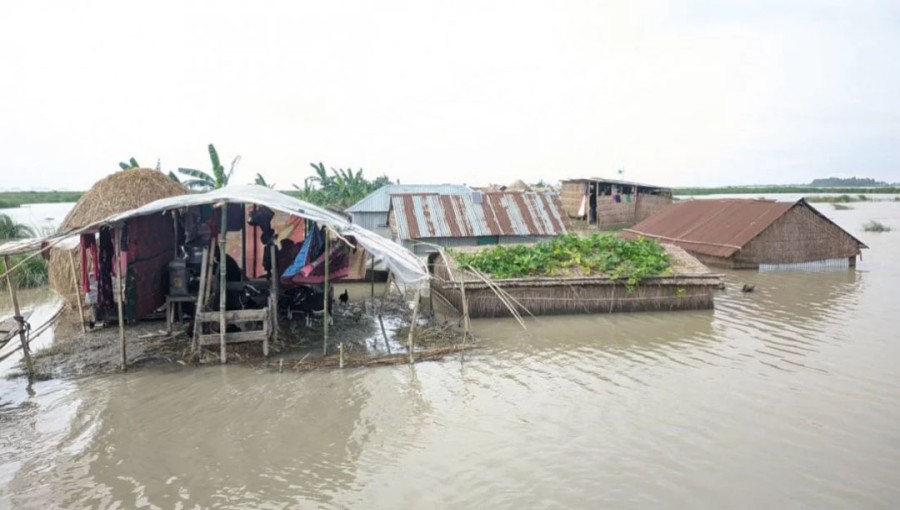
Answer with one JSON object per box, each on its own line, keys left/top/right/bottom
{"left": 430, "top": 244, "right": 722, "bottom": 317}
{"left": 634, "top": 194, "right": 672, "bottom": 223}
{"left": 735, "top": 203, "right": 863, "bottom": 267}
{"left": 49, "top": 169, "right": 187, "bottom": 311}
{"left": 559, "top": 181, "right": 585, "bottom": 218}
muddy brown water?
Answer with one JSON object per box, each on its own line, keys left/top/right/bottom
{"left": 1, "top": 201, "right": 900, "bottom": 508}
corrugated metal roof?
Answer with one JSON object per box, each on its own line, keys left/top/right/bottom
{"left": 391, "top": 192, "right": 568, "bottom": 240}
{"left": 622, "top": 199, "right": 796, "bottom": 258}
{"left": 347, "top": 184, "right": 471, "bottom": 213}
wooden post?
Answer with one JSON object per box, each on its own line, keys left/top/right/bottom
{"left": 252, "top": 205, "right": 258, "bottom": 279}
{"left": 241, "top": 204, "right": 247, "bottom": 275}
{"left": 192, "top": 247, "right": 210, "bottom": 355}
{"left": 269, "top": 243, "right": 278, "bottom": 350}
{"left": 218, "top": 205, "right": 228, "bottom": 364}
{"left": 339, "top": 342, "right": 344, "bottom": 369}
{"left": 459, "top": 276, "right": 470, "bottom": 343}
{"left": 370, "top": 253, "right": 375, "bottom": 298}
{"left": 323, "top": 227, "right": 330, "bottom": 354}
{"left": 173, "top": 210, "right": 179, "bottom": 258}
{"left": 407, "top": 289, "right": 421, "bottom": 364}
{"left": 3, "top": 255, "right": 33, "bottom": 378}
{"left": 68, "top": 251, "right": 87, "bottom": 334}
{"left": 113, "top": 229, "right": 126, "bottom": 371}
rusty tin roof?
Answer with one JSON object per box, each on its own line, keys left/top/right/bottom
{"left": 390, "top": 192, "right": 568, "bottom": 240}
{"left": 621, "top": 198, "right": 858, "bottom": 258}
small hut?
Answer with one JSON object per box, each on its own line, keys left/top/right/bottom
{"left": 560, "top": 177, "right": 672, "bottom": 229}
{"left": 621, "top": 198, "right": 867, "bottom": 270}
{"left": 430, "top": 244, "right": 722, "bottom": 317}
{"left": 48, "top": 169, "right": 187, "bottom": 314}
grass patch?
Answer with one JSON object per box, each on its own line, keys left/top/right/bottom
{"left": 863, "top": 221, "right": 891, "bottom": 233}
{"left": 451, "top": 234, "right": 670, "bottom": 292}
{"left": 0, "top": 254, "right": 48, "bottom": 288}
{"left": 831, "top": 203, "right": 853, "bottom": 210}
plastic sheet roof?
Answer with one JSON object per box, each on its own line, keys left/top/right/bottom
{"left": 391, "top": 192, "right": 567, "bottom": 240}
{"left": 1, "top": 186, "right": 429, "bottom": 284}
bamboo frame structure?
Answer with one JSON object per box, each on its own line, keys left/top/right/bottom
{"left": 407, "top": 289, "right": 421, "bottom": 364}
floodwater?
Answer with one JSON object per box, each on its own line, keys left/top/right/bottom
{"left": 1, "top": 200, "right": 899, "bottom": 508}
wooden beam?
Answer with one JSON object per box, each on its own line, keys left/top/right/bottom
{"left": 198, "top": 330, "right": 269, "bottom": 346}
{"left": 197, "top": 308, "right": 269, "bottom": 322}
{"left": 3, "top": 255, "right": 33, "bottom": 378}
{"left": 370, "top": 252, "right": 375, "bottom": 298}
{"left": 269, "top": 241, "right": 279, "bottom": 345}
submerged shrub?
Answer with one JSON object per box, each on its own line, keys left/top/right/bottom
{"left": 832, "top": 203, "right": 853, "bottom": 210}
{"left": 863, "top": 221, "right": 891, "bottom": 233}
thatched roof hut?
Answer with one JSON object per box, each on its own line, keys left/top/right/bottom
{"left": 49, "top": 169, "right": 187, "bottom": 306}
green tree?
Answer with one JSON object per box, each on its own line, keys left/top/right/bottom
{"left": 177, "top": 144, "right": 240, "bottom": 191}
{"left": 0, "top": 213, "right": 35, "bottom": 240}
{"left": 293, "top": 162, "right": 392, "bottom": 207}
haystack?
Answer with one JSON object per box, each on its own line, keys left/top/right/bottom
{"left": 49, "top": 169, "right": 188, "bottom": 308}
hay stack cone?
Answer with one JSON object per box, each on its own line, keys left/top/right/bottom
{"left": 48, "top": 169, "right": 188, "bottom": 311}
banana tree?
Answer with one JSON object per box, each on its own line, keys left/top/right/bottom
{"left": 254, "top": 173, "right": 275, "bottom": 188}
{"left": 119, "top": 157, "right": 139, "bottom": 170}
{"left": 0, "top": 213, "right": 35, "bottom": 239}
{"left": 177, "top": 144, "right": 240, "bottom": 191}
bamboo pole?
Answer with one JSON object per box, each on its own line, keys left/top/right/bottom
{"left": 192, "top": 247, "right": 209, "bottom": 354}
{"left": 173, "top": 210, "right": 179, "bottom": 258}
{"left": 407, "top": 289, "right": 421, "bottom": 364}
{"left": 241, "top": 204, "right": 247, "bottom": 275}
{"left": 323, "top": 227, "right": 330, "bottom": 354}
{"left": 3, "top": 255, "right": 33, "bottom": 378}
{"left": 219, "top": 205, "right": 228, "bottom": 364}
{"left": 113, "top": 229, "right": 126, "bottom": 371}
{"left": 68, "top": 250, "right": 87, "bottom": 334}
{"left": 370, "top": 253, "right": 375, "bottom": 298}
{"left": 339, "top": 342, "right": 344, "bottom": 369}
{"left": 269, "top": 243, "right": 278, "bottom": 351}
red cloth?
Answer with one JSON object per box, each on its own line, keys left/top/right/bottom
{"left": 80, "top": 234, "right": 99, "bottom": 294}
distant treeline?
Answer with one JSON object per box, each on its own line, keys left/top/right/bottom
{"left": 0, "top": 191, "right": 84, "bottom": 208}
{"left": 674, "top": 186, "right": 900, "bottom": 196}
{"left": 809, "top": 177, "right": 889, "bottom": 187}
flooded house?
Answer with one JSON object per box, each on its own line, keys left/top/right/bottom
{"left": 388, "top": 191, "right": 568, "bottom": 255}
{"left": 621, "top": 198, "right": 867, "bottom": 270}
{"left": 346, "top": 184, "right": 471, "bottom": 238}
{"left": 559, "top": 177, "right": 672, "bottom": 229}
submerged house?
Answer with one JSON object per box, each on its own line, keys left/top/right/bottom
{"left": 621, "top": 198, "right": 867, "bottom": 270}
{"left": 346, "top": 184, "right": 471, "bottom": 238}
{"left": 430, "top": 243, "right": 723, "bottom": 317}
{"left": 389, "top": 191, "right": 568, "bottom": 255}
{"left": 559, "top": 177, "right": 672, "bottom": 229}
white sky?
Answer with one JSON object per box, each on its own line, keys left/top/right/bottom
{"left": 1, "top": 0, "right": 898, "bottom": 190}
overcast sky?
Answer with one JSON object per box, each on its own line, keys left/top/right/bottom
{"left": 1, "top": 0, "right": 898, "bottom": 190}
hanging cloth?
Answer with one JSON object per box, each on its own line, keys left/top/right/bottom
{"left": 80, "top": 234, "right": 99, "bottom": 294}
{"left": 97, "top": 228, "right": 115, "bottom": 310}
{"left": 283, "top": 222, "right": 322, "bottom": 278}
{"left": 577, "top": 195, "right": 587, "bottom": 217}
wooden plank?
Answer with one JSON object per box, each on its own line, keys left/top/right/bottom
{"left": 114, "top": 230, "right": 126, "bottom": 371}
{"left": 219, "top": 205, "right": 227, "bottom": 364}
{"left": 197, "top": 309, "right": 269, "bottom": 322}
{"left": 198, "top": 330, "right": 268, "bottom": 346}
